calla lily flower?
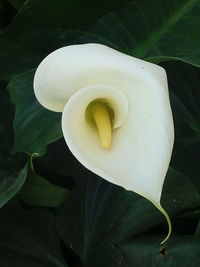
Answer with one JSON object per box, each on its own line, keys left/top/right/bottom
{"left": 33, "top": 43, "right": 174, "bottom": 243}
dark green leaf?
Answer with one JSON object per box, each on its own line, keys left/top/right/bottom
{"left": 164, "top": 62, "right": 200, "bottom": 193}
{"left": 0, "top": 163, "right": 28, "bottom": 208}
{"left": 19, "top": 167, "right": 69, "bottom": 207}
{"left": 56, "top": 168, "right": 200, "bottom": 265}
{"left": 0, "top": 86, "right": 28, "bottom": 207}
{"left": 8, "top": 70, "right": 62, "bottom": 155}
{"left": 57, "top": 173, "right": 159, "bottom": 264}
{"left": 122, "top": 235, "right": 200, "bottom": 267}
{"left": 0, "top": 0, "right": 131, "bottom": 77}
{"left": 166, "top": 61, "right": 200, "bottom": 133}
{"left": 161, "top": 168, "right": 200, "bottom": 215}
{"left": 83, "top": 0, "right": 200, "bottom": 67}
{"left": 0, "top": 82, "right": 14, "bottom": 161}
{"left": 0, "top": 199, "right": 68, "bottom": 267}
{"left": 1, "top": 0, "right": 200, "bottom": 78}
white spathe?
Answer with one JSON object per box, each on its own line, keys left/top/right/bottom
{"left": 34, "top": 43, "right": 174, "bottom": 242}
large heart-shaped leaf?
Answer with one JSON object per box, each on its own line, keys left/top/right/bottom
{"left": 56, "top": 168, "right": 200, "bottom": 266}
{"left": 82, "top": 0, "right": 200, "bottom": 66}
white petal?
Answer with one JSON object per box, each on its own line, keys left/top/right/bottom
{"left": 34, "top": 43, "right": 174, "bottom": 201}
{"left": 34, "top": 44, "right": 174, "bottom": 241}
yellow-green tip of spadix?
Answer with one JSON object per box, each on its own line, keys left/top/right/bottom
{"left": 91, "top": 102, "right": 112, "bottom": 149}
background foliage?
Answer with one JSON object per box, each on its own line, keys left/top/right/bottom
{"left": 0, "top": 0, "right": 200, "bottom": 266}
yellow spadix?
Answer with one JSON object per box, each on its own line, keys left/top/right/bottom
{"left": 91, "top": 102, "right": 113, "bottom": 149}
